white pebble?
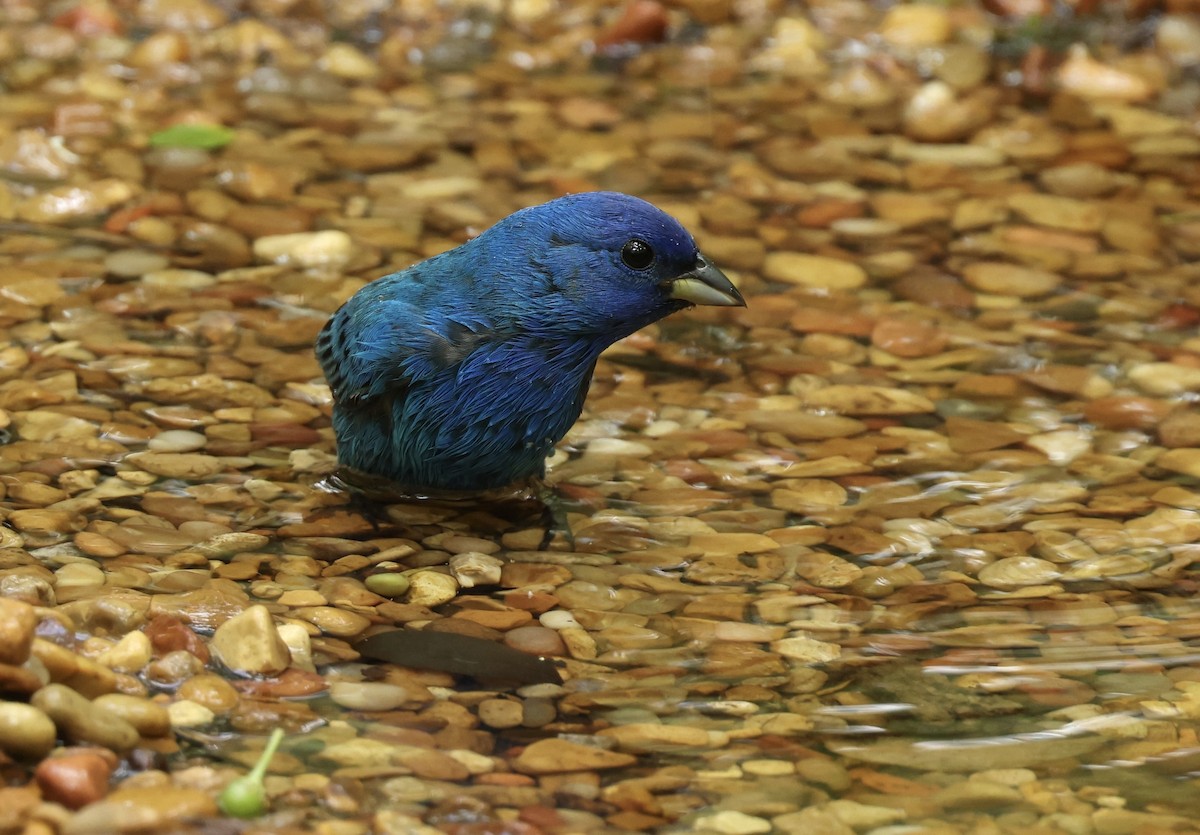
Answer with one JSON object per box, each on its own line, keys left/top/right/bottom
{"left": 168, "top": 699, "right": 215, "bottom": 728}
{"left": 448, "top": 552, "right": 504, "bottom": 588}
{"left": 254, "top": 230, "right": 354, "bottom": 268}
{"left": 539, "top": 610, "right": 579, "bottom": 630}
{"left": 586, "top": 438, "right": 653, "bottom": 456}
{"left": 329, "top": 681, "right": 409, "bottom": 711}
{"left": 148, "top": 429, "right": 207, "bottom": 452}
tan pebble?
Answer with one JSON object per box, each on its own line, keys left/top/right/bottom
{"left": 328, "top": 681, "right": 410, "bottom": 712}
{"left": 167, "top": 699, "right": 215, "bottom": 729}
{"left": 8, "top": 509, "right": 84, "bottom": 535}
{"left": 320, "top": 42, "right": 379, "bottom": 80}
{"left": 712, "top": 622, "right": 787, "bottom": 642}
{"left": 192, "top": 531, "right": 270, "bottom": 558}
{"left": 892, "top": 142, "right": 1005, "bottom": 167}
{"left": 826, "top": 799, "right": 907, "bottom": 829}
{"left": 742, "top": 759, "right": 795, "bottom": 776}
{"left": 1025, "top": 428, "right": 1092, "bottom": 464}
{"left": 61, "top": 786, "right": 218, "bottom": 835}
{"left": 1007, "top": 192, "right": 1105, "bottom": 233}
{"left": 796, "top": 758, "right": 851, "bottom": 791}
{"left": 961, "top": 262, "right": 1060, "bottom": 297}
{"left": 978, "top": 557, "right": 1062, "bottom": 590}
{"left": 936, "top": 779, "right": 1024, "bottom": 808}
{"left": 773, "top": 808, "right": 855, "bottom": 835}
{"left": 763, "top": 252, "right": 866, "bottom": 290}
{"left": 903, "top": 82, "right": 994, "bottom": 142}
{"left": 871, "top": 317, "right": 947, "bottom": 358}
{"left": 512, "top": 738, "right": 636, "bottom": 774}
{"left": 478, "top": 698, "right": 525, "bottom": 729}
{"left": 688, "top": 532, "right": 778, "bottom": 555}
{"left": 0, "top": 598, "right": 36, "bottom": 665}
{"left": 92, "top": 693, "right": 171, "bottom": 737}
{"left": 253, "top": 230, "right": 354, "bottom": 268}
{"left": 1156, "top": 449, "right": 1200, "bottom": 479}
{"left": 405, "top": 570, "right": 459, "bottom": 607}
{"left": 772, "top": 635, "right": 841, "bottom": 663}
{"left": 74, "top": 531, "right": 127, "bottom": 557}
{"left": 698, "top": 811, "right": 772, "bottom": 835}
{"left": 748, "top": 713, "right": 814, "bottom": 735}
{"left": 125, "top": 452, "right": 226, "bottom": 479}
{"left": 1158, "top": 410, "right": 1200, "bottom": 447}
{"left": 31, "top": 683, "right": 139, "bottom": 752}
{"left": 742, "top": 412, "right": 866, "bottom": 440}
{"left": 795, "top": 384, "right": 935, "bottom": 415}
{"left": 320, "top": 737, "right": 398, "bottom": 768}
{"left": 0, "top": 701, "right": 57, "bottom": 758}
{"left": 95, "top": 631, "right": 152, "bottom": 674}
{"left": 276, "top": 622, "right": 315, "bottom": 672}
{"left": 598, "top": 723, "right": 727, "bottom": 753}
{"left": 31, "top": 639, "right": 117, "bottom": 698}
{"left": 447, "top": 749, "right": 496, "bottom": 775}
{"left": 448, "top": 552, "right": 504, "bottom": 588}
{"left": 879, "top": 4, "right": 951, "bottom": 47}
{"left": 1056, "top": 43, "right": 1152, "bottom": 102}
{"left": 1128, "top": 363, "right": 1200, "bottom": 396}
{"left": 276, "top": 589, "right": 327, "bottom": 607}
{"left": 290, "top": 606, "right": 371, "bottom": 638}
{"left": 209, "top": 604, "right": 291, "bottom": 676}
{"left": 176, "top": 673, "right": 240, "bottom": 713}
{"left": 1157, "top": 15, "right": 1200, "bottom": 65}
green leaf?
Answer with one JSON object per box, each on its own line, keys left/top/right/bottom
{"left": 148, "top": 123, "right": 235, "bottom": 150}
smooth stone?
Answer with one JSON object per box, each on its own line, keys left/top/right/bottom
{"left": 209, "top": 604, "right": 291, "bottom": 676}
{"left": 512, "top": 738, "right": 636, "bottom": 774}
{"left": 0, "top": 598, "right": 36, "bottom": 665}
{"left": 448, "top": 552, "right": 504, "bottom": 588}
{"left": 31, "top": 684, "right": 139, "bottom": 753}
{"left": 763, "top": 252, "right": 867, "bottom": 290}
{"left": 167, "top": 700, "right": 216, "bottom": 728}
{"left": 328, "top": 681, "right": 410, "bottom": 712}
{"left": 692, "top": 810, "right": 772, "bottom": 835}
{"left": 61, "top": 787, "right": 218, "bottom": 835}
{"left": 0, "top": 702, "right": 57, "bottom": 759}
{"left": 91, "top": 694, "right": 171, "bottom": 737}
{"left": 35, "top": 752, "right": 113, "bottom": 810}
{"left": 253, "top": 230, "right": 354, "bottom": 268}
{"left": 405, "top": 570, "right": 459, "bottom": 607}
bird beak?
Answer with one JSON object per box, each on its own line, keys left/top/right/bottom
{"left": 667, "top": 254, "right": 746, "bottom": 307}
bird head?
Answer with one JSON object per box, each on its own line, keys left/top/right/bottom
{"left": 504, "top": 191, "right": 745, "bottom": 338}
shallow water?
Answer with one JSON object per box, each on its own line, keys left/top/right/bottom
{"left": 2, "top": 0, "right": 1200, "bottom": 832}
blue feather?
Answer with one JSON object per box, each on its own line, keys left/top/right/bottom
{"left": 315, "top": 191, "right": 744, "bottom": 491}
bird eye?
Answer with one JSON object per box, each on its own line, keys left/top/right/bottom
{"left": 621, "top": 239, "right": 655, "bottom": 270}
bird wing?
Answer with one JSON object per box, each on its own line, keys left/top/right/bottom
{"left": 316, "top": 284, "right": 500, "bottom": 412}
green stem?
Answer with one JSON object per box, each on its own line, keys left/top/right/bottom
{"left": 247, "top": 727, "right": 285, "bottom": 783}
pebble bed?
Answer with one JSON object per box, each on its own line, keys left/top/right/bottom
{"left": 1, "top": 0, "right": 1200, "bottom": 833}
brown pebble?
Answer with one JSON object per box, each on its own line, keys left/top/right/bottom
{"left": 596, "top": 0, "right": 669, "bottom": 49}
{"left": 35, "top": 752, "right": 113, "bottom": 809}
{"left": 504, "top": 625, "right": 568, "bottom": 657}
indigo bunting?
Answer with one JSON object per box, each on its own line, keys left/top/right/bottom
{"left": 316, "top": 191, "right": 744, "bottom": 491}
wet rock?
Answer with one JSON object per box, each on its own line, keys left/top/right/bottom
{"left": 0, "top": 702, "right": 57, "bottom": 759}
{"left": 513, "top": 738, "right": 636, "bottom": 774}
{"left": 209, "top": 604, "right": 291, "bottom": 676}
{"left": 253, "top": 230, "right": 354, "bottom": 268}
{"left": 763, "top": 253, "right": 867, "bottom": 290}
{"left": 62, "top": 786, "right": 219, "bottom": 835}
{"left": 31, "top": 683, "right": 139, "bottom": 753}
{"left": 0, "top": 598, "right": 36, "bottom": 665}
{"left": 35, "top": 751, "right": 113, "bottom": 809}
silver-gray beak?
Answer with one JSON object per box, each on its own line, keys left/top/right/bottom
{"left": 667, "top": 254, "right": 746, "bottom": 307}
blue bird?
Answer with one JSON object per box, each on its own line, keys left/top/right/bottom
{"left": 315, "top": 191, "right": 745, "bottom": 492}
